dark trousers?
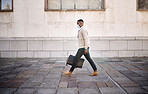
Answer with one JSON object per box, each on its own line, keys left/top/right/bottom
{"left": 70, "top": 47, "right": 97, "bottom": 72}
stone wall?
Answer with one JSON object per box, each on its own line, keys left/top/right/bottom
{"left": 0, "top": 37, "right": 148, "bottom": 58}
{"left": 0, "top": 0, "right": 148, "bottom": 58}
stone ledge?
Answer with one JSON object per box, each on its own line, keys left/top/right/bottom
{"left": 1, "top": 50, "right": 148, "bottom": 58}
{"left": 0, "top": 37, "right": 148, "bottom": 41}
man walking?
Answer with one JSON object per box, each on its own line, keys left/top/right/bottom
{"left": 64, "top": 19, "right": 98, "bottom": 76}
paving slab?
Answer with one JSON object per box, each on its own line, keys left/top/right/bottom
{"left": 79, "top": 88, "right": 101, "bottom": 94}
{"left": 124, "top": 87, "right": 148, "bottom": 94}
{"left": 0, "top": 88, "right": 16, "bottom": 94}
{"left": 35, "top": 89, "right": 57, "bottom": 94}
{"left": 20, "top": 82, "right": 41, "bottom": 89}
{"left": 78, "top": 81, "right": 98, "bottom": 89}
{"left": 99, "top": 87, "right": 125, "bottom": 94}
{"left": 57, "top": 88, "right": 78, "bottom": 94}
{"left": 13, "top": 88, "right": 36, "bottom": 94}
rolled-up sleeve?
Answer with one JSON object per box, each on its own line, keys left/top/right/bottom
{"left": 82, "top": 30, "right": 90, "bottom": 49}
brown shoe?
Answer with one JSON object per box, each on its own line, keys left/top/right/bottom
{"left": 64, "top": 71, "right": 72, "bottom": 77}
{"left": 89, "top": 71, "right": 98, "bottom": 76}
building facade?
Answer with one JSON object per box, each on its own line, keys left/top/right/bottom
{"left": 0, "top": 0, "right": 148, "bottom": 58}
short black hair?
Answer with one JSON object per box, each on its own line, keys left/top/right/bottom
{"left": 77, "top": 19, "right": 84, "bottom": 22}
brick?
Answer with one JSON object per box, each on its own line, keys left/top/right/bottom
{"left": 13, "top": 0, "right": 26, "bottom": 9}
{"left": 57, "top": 88, "right": 78, "bottom": 94}
{"left": 14, "top": 88, "right": 36, "bottom": 94}
{"left": 102, "top": 51, "right": 118, "bottom": 57}
{"left": 9, "top": 82, "right": 23, "bottom": 88}
{"left": 114, "top": 24, "right": 126, "bottom": 36}
{"left": 64, "top": 41, "right": 78, "bottom": 50}
{"left": 120, "top": 83, "right": 139, "bottom": 87}
{"left": 66, "top": 23, "right": 77, "bottom": 36}
{"left": 114, "top": 1, "right": 127, "bottom": 24}
{"left": 110, "top": 41, "right": 127, "bottom": 50}
{"left": 39, "top": 68, "right": 51, "bottom": 72}
{"left": 36, "top": 89, "right": 56, "bottom": 94}
{"left": 78, "top": 82, "right": 98, "bottom": 89}
{"left": 0, "top": 41, "right": 9, "bottom": 51}
{"left": 51, "top": 51, "right": 67, "bottom": 57}
{"left": 48, "top": 23, "right": 67, "bottom": 37}
{"left": 119, "top": 51, "right": 134, "bottom": 57}
{"left": 90, "top": 50, "right": 101, "bottom": 57}
{"left": 20, "top": 82, "right": 41, "bottom": 88}
{"left": 0, "top": 23, "right": 8, "bottom": 37}
{"left": 10, "top": 41, "right": 27, "bottom": 51}
{"left": 1, "top": 51, "right": 17, "bottom": 58}
{"left": 68, "top": 81, "right": 77, "bottom": 88}
{"left": 86, "top": 23, "right": 103, "bottom": 36}
{"left": 100, "top": 87, "right": 124, "bottom": 94}
{"left": 43, "top": 41, "right": 63, "bottom": 50}
{"left": 59, "top": 13, "right": 76, "bottom": 24}
{"left": 40, "top": 82, "right": 59, "bottom": 89}
{"left": 26, "top": 75, "right": 45, "bottom": 83}
{"left": 22, "top": 71, "right": 36, "bottom": 75}
{"left": 105, "top": 9, "right": 114, "bottom": 22}
{"left": 127, "top": 1, "right": 137, "bottom": 23}
{"left": 105, "top": 81, "right": 116, "bottom": 87}
{"left": 45, "top": 12, "right": 59, "bottom": 23}
{"left": 18, "top": 51, "right": 33, "bottom": 58}
{"left": 28, "top": 41, "right": 42, "bottom": 51}
{"left": 79, "top": 88, "right": 100, "bottom": 94}
{"left": 13, "top": 9, "right": 27, "bottom": 23}
{"left": 0, "top": 13, "right": 13, "bottom": 22}
{"left": 143, "top": 24, "right": 148, "bottom": 36}
{"left": 34, "top": 51, "right": 50, "bottom": 58}
{"left": 124, "top": 87, "right": 148, "bottom": 94}
{"left": 26, "top": 23, "right": 48, "bottom": 37}
{"left": 135, "top": 51, "right": 148, "bottom": 57}
{"left": 27, "top": 9, "right": 44, "bottom": 24}
{"left": 8, "top": 23, "right": 25, "bottom": 37}
{"left": 67, "top": 51, "right": 77, "bottom": 56}
{"left": 102, "top": 24, "right": 115, "bottom": 36}
{"left": 143, "top": 41, "right": 148, "bottom": 50}
{"left": 0, "top": 88, "right": 16, "bottom": 94}
{"left": 128, "top": 41, "right": 142, "bottom": 50}
{"left": 28, "top": 0, "right": 44, "bottom": 8}
{"left": 60, "top": 76, "right": 70, "bottom": 82}
{"left": 96, "top": 82, "right": 107, "bottom": 88}
{"left": 9, "top": 78, "right": 27, "bottom": 83}
{"left": 117, "top": 81, "right": 135, "bottom": 84}
{"left": 126, "top": 23, "right": 142, "bottom": 36}
{"left": 59, "top": 82, "right": 68, "bottom": 88}
{"left": 90, "top": 41, "right": 109, "bottom": 50}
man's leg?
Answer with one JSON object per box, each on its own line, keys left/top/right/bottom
{"left": 84, "top": 48, "right": 98, "bottom": 76}
{"left": 69, "top": 48, "right": 84, "bottom": 72}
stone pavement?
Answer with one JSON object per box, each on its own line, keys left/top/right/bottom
{"left": 0, "top": 57, "right": 148, "bottom": 94}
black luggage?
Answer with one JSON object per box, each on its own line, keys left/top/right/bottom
{"left": 66, "top": 55, "right": 84, "bottom": 68}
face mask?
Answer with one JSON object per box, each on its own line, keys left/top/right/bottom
{"left": 77, "top": 25, "right": 81, "bottom": 29}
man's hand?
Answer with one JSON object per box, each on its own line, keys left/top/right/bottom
{"left": 84, "top": 49, "right": 88, "bottom": 54}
